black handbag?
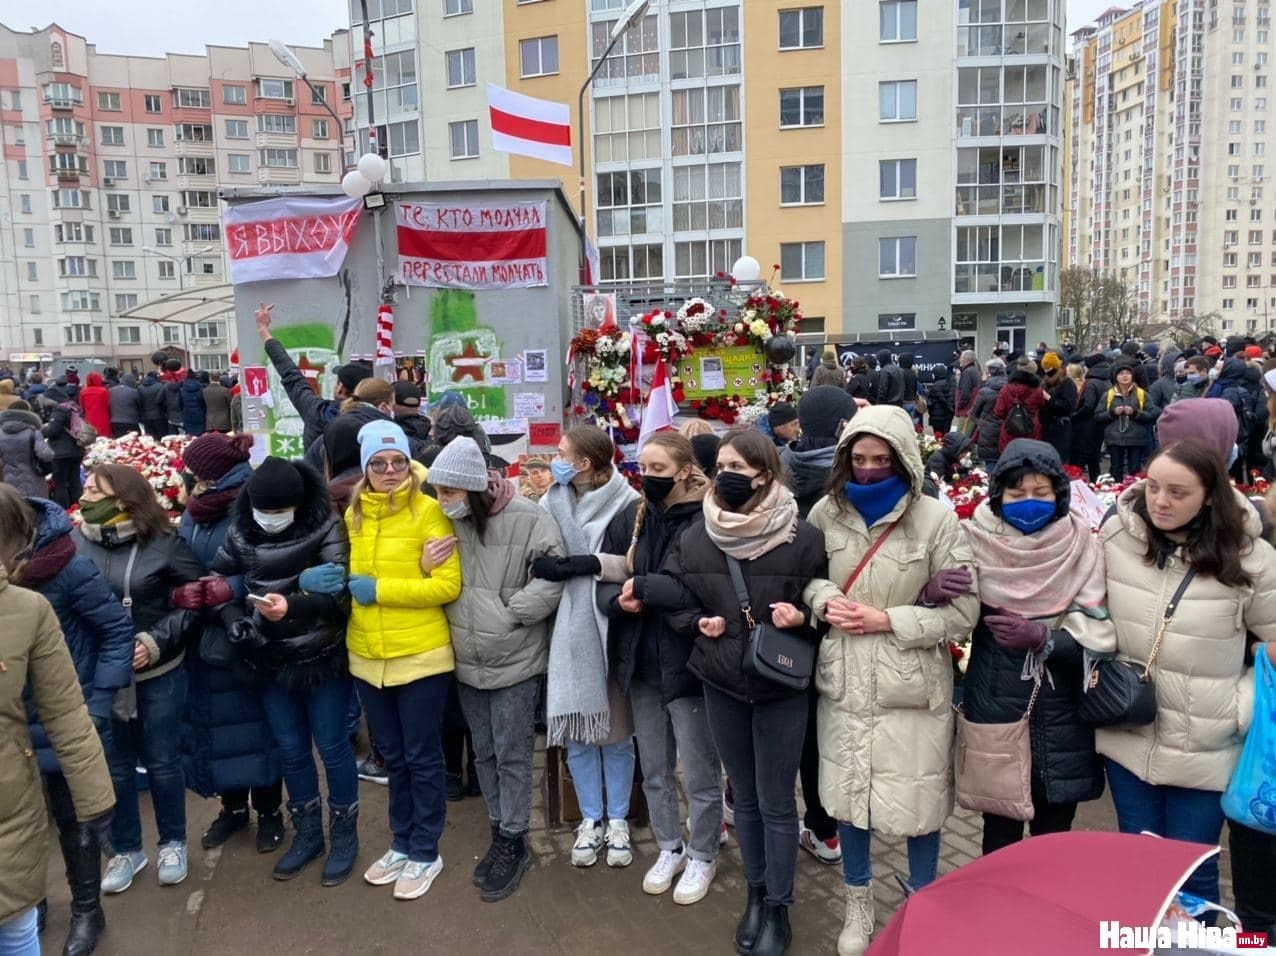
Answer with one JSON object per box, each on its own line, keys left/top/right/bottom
{"left": 724, "top": 553, "right": 816, "bottom": 691}
{"left": 1079, "top": 569, "right": 1195, "bottom": 728}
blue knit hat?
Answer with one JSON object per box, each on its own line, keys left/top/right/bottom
{"left": 358, "top": 419, "right": 411, "bottom": 473}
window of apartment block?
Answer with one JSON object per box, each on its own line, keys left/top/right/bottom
{"left": 258, "top": 148, "right": 297, "bottom": 168}
{"left": 225, "top": 119, "right": 249, "bottom": 139}
{"left": 258, "top": 114, "right": 296, "bottom": 135}
{"left": 593, "top": 93, "right": 660, "bottom": 163}
{"left": 1250, "top": 230, "right": 1263, "bottom": 244}
{"left": 112, "top": 260, "right": 136, "bottom": 280}
{"left": 103, "top": 160, "right": 126, "bottom": 180}
{"left": 781, "top": 164, "right": 825, "bottom": 205}
{"left": 228, "top": 154, "right": 251, "bottom": 173}
{"left": 258, "top": 78, "right": 294, "bottom": 101}
{"left": 21, "top": 228, "right": 33, "bottom": 248}
{"left": 879, "top": 159, "right": 917, "bottom": 200}
{"left": 1227, "top": 209, "right": 1239, "bottom": 221}
{"left": 352, "top": 0, "right": 414, "bottom": 18}
{"left": 878, "top": 237, "right": 916, "bottom": 277}
{"left": 363, "top": 120, "right": 420, "bottom": 157}
{"left": 597, "top": 169, "right": 663, "bottom": 237}
{"left": 108, "top": 227, "right": 133, "bottom": 246}
{"left": 117, "top": 325, "right": 141, "bottom": 344}
{"left": 105, "top": 194, "right": 129, "bottom": 214}
{"left": 314, "top": 152, "right": 332, "bottom": 174}
{"left": 100, "top": 126, "right": 124, "bottom": 146}
{"left": 181, "top": 191, "right": 216, "bottom": 208}
{"left": 312, "top": 119, "right": 330, "bottom": 140}
{"left": 445, "top": 0, "right": 473, "bottom": 14}
{"left": 158, "top": 261, "right": 176, "bottom": 279}
{"left": 782, "top": 241, "right": 826, "bottom": 281}
{"left": 31, "top": 325, "right": 42, "bottom": 341}
{"left": 223, "top": 85, "right": 247, "bottom": 105}
{"left": 25, "top": 262, "right": 36, "bottom": 281}
{"left": 590, "top": 15, "right": 659, "bottom": 80}
{"left": 183, "top": 223, "right": 221, "bottom": 242}
{"left": 520, "top": 37, "right": 559, "bottom": 77}
{"left": 147, "top": 128, "right": 164, "bottom": 148}
{"left": 672, "top": 162, "right": 742, "bottom": 230}
{"left": 148, "top": 161, "right": 167, "bottom": 181}
{"left": 154, "top": 227, "right": 172, "bottom": 246}
{"left": 779, "top": 7, "right": 824, "bottom": 48}
{"left": 670, "top": 8, "right": 741, "bottom": 79}
{"left": 671, "top": 86, "right": 742, "bottom": 155}
{"left": 311, "top": 84, "right": 328, "bottom": 105}
{"left": 16, "top": 160, "right": 25, "bottom": 179}
{"left": 449, "top": 120, "right": 479, "bottom": 159}
{"left": 447, "top": 48, "right": 477, "bottom": 88}
{"left": 152, "top": 195, "right": 169, "bottom": 214}
{"left": 879, "top": 0, "right": 917, "bottom": 42}
{"left": 879, "top": 80, "right": 917, "bottom": 122}
{"left": 779, "top": 86, "right": 824, "bottom": 127}
{"left": 368, "top": 50, "right": 418, "bottom": 111}
{"left": 177, "top": 157, "right": 216, "bottom": 175}
{"left": 144, "top": 94, "right": 162, "bottom": 112}
{"left": 176, "top": 123, "right": 214, "bottom": 141}
{"left": 672, "top": 240, "right": 739, "bottom": 279}
{"left": 97, "top": 91, "right": 121, "bottom": 111}
{"left": 1232, "top": 97, "right": 1244, "bottom": 110}
{"left": 175, "top": 88, "right": 210, "bottom": 108}
{"left": 19, "top": 194, "right": 30, "bottom": 214}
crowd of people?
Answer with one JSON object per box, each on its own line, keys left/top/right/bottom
{"left": 1, "top": 313, "right": 1274, "bottom": 956}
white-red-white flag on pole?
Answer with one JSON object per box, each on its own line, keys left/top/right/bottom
{"left": 638, "top": 359, "right": 678, "bottom": 452}
{"left": 487, "top": 84, "right": 573, "bottom": 167}
{"left": 374, "top": 303, "right": 394, "bottom": 368}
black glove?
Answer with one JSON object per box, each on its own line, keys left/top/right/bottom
{"left": 531, "top": 555, "right": 601, "bottom": 581}
{"left": 227, "top": 617, "right": 266, "bottom": 651}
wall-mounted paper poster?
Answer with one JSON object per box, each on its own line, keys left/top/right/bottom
{"left": 514, "top": 392, "right": 546, "bottom": 418}
{"left": 582, "top": 292, "right": 617, "bottom": 330}
{"left": 523, "top": 349, "right": 549, "bottom": 383}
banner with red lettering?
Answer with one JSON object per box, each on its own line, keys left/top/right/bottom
{"left": 223, "top": 196, "right": 363, "bottom": 285}
{"left": 396, "top": 201, "right": 548, "bottom": 290}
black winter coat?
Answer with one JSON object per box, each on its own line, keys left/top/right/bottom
{"left": 846, "top": 371, "right": 874, "bottom": 401}
{"left": 598, "top": 499, "right": 704, "bottom": 704}
{"left": 164, "top": 380, "right": 183, "bottom": 424}
{"left": 971, "top": 376, "right": 1007, "bottom": 462}
{"left": 42, "top": 404, "right": 83, "bottom": 461}
{"left": 876, "top": 364, "right": 906, "bottom": 407}
{"left": 138, "top": 378, "right": 166, "bottom": 421}
{"left": 1040, "top": 377, "right": 1077, "bottom": 463}
{"left": 660, "top": 516, "right": 827, "bottom": 704}
{"left": 73, "top": 523, "right": 204, "bottom": 677}
{"left": 962, "top": 607, "right": 1105, "bottom": 805}
{"left": 180, "top": 377, "right": 206, "bottom": 435}
{"left": 212, "top": 462, "right": 350, "bottom": 689}
{"left": 108, "top": 384, "right": 141, "bottom": 426}
{"left": 925, "top": 376, "right": 956, "bottom": 432}
{"left": 1073, "top": 365, "right": 1111, "bottom": 451}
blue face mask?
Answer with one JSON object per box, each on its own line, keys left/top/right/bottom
{"left": 1186, "top": 373, "right": 1204, "bottom": 385}
{"left": 1001, "top": 498, "right": 1057, "bottom": 535}
{"left": 551, "top": 459, "right": 578, "bottom": 486}
{"left": 844, "top": 474, "right": 909, "bottom": 528}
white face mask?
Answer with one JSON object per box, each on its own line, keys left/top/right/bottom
{"left": 441, "top": 500, "right": 470, "bottom": 519}
{"left": 252, "top": 508, "right": 296, "bottom": 534}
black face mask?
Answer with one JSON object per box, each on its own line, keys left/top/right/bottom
{"left": 182, "top": 471, "right": 197, "bottom": 494}
{"left": 715, "top": 471, "right": 757, "bottom": 510}
{"left": 641, "top": 475, "right": 676, "bottom": 505}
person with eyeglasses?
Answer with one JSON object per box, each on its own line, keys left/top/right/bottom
{"left": 336, "top": 420, "right": 463, "bottom": 901}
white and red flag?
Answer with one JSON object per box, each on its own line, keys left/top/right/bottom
{"left": 487, "top": 84, "right": 572, "bottom": 167}
{"left": 223, "top": 195, "right": 362, "bottom": 284}
{"left": 374, "top": 303, "right": 394, "bottom": 369}
{"left": 396, "top": 200, "right": 549, "bottom": 290}
{"left": 637, "top": 359, "right": 678, "bottom": 451}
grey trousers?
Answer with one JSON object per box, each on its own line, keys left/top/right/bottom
{"left": 457, "top": 677, "right": 539, "bottom": 838}
{"left": 629, "top": 679, "right": 723, "bottom": 862}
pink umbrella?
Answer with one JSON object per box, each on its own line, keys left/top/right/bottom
{"left": 868, "top": 832, "right": 1220, "bottom": 956}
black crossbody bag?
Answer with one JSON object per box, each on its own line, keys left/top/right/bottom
{"left": 724, "top": 554, "right": 816, "bottom": 691}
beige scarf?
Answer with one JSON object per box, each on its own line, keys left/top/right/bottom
{"left": 703, "top": 480, "right": 799, "bottom": 560}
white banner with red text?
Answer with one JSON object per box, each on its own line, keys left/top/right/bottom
{"left": 223, "top": 196, "right": 363, "bottom": 284}
{"left": 395, "top": 200, "right": 549, "bottom": 290}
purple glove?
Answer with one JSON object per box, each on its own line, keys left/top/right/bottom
{"left": 918, "top": 568, "right": 973, "bottom": 607}
{"left": 985, "top": 612, "right": 1048, "bottom": 653}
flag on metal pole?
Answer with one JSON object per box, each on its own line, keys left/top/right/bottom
{"left": 487, "top": 84, "right": 572, "bottom": 167}
{"left": 637, "top": 359, "right": 678, "bottom": 451}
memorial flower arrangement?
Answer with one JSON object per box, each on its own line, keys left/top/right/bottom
{"left": 78, "top": 432, "right": 192, "bottom": 517}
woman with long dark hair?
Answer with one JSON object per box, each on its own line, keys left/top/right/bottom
{"left": 1100, "top": 438, "right": 1276, "bottom": 903}
{"left": 660, "top": 427, "right": 827, "bottom": 955}
{"left": 73, "top": 464, "right": 204, "bottom": 895}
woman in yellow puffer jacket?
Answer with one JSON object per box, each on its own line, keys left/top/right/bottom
{"left": 344, "top": 420, "right": 462, "bottom": 902}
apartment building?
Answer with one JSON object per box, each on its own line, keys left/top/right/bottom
{"left": 0, "top": 23, "right": 352, "bottom": 372}
{"left": 1068, "top": 0, "right": 1276, "bottom": 337}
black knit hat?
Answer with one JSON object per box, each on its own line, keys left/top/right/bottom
{"left": 767, "top": 402, "right": 798, "bottom": 430}
{"left": 797, "top": 386, "right": 856, "bottom": 441}
{"left": 1113, "top": 356, "right": 1138, "bottom": 373}
{"left": 323, "top": 414, "right": 367, "bottom": 476}
{"left": 691, "top": 434, "right": 720, "bottom": 475}
{"left": 247, "top": 457, "right": 305, "bottom": 510}
{"left": 336, "top": 362, "right": 373, "bottom": 393}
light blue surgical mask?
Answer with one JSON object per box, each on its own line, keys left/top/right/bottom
{"left": 441, "top": 500, "right": 470, "bottom": 519}
{"left": 551, "top": 460, "right": 578, "bottom": 486}
{"left": 252, "top": 508, "right": 296, "bottom": 535}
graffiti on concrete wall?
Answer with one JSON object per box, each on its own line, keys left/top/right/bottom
{"left": 427, "top": 290, "right": 511, "bottom": 420}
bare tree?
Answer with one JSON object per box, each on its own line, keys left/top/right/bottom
{"left": 1059, "top": 266, "right": 1100, "bottom": 351}
{"left": 1092, "top": 271, "right": 1145, "bottom": 346}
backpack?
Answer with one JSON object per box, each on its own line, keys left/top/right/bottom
{"left": 63, "top": 404, "right": 98, "bottom": 449}
{"left": 1004, "top": 400, "right": 1034, "bottom": 437}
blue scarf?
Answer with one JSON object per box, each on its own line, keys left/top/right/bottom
{"left": 844, "top": 474, "right": 909, "bottom": 528}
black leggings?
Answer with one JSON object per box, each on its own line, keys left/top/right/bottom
{"left": 51, "top": 458, "right": 82, "bottom": 508}
{"left": 221, "top": 782, "right": 283, "bottom": 816}
{"left": 982, "top": 792, "right": 1078, "bottom": 855}
{"left": 1230, "top": 820, "right": 1276, "bottom": 936}
{"left": 799, "top": 684, "right": 837, "bottom": 841}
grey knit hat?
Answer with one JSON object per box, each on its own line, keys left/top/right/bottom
{"left": 427, "top": 436, "right": 488, "bottom": 491}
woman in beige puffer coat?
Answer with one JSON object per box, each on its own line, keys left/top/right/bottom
{"left": 804, "top": 406, "right": 978, "bottom": 956}
{"left": 1099, "top": 438, "right": 1276, "bottom": 905}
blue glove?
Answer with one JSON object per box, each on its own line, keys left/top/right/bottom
{"left": 300, "top": 563, "right": 346, "bottom": 595}
{"left": 348, "top": 575, "right": 377, "bottom": 606}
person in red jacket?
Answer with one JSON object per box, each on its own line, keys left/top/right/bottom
{"left": 993, "top": 363, "right": 1048, "bottom": 453}
{"left": 77, "top": 372, "right": 112, "bottom": 438}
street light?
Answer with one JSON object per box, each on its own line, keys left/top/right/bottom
{"left": 577, "top": 0, "right": 651, "bottom": 282}
{"left": 270, "top": 39, "right": 358, "bottom": 173}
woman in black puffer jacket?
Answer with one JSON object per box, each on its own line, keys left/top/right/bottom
{"left": 73, "top": 463, "right": 205, "bottom": 895}
{"left": 597, "top": 432, "right": 722, "bottom": 904}
{"left": 657, "top": 428, "right": 827, "bottom": 955}
{"left": 960, "top": 439, "right": 1117, "bottom": 855}
{"left": 212, "top": 457, "right": 357, "bottom": 887}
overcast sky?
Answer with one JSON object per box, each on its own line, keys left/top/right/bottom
{"left": 0, "top": 0, "right": 1127, "bottom": 58}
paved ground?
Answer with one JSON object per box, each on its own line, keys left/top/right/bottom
{"left": 40, "top": 744, "right": 1234, "bottom": 955}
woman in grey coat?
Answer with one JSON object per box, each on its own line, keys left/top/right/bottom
{"left": 425, "top": 437, "right": 564, "bottom": 904}
{"left": 0, "top": 406, "right": 53, "bottom": 497}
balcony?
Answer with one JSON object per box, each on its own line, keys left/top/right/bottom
{"left": 956, "top": 106, "right": 1049, "bottom": 138}
{"left": 956, "top": 183, "right": 1050, "bottom": 215}
{"left": 953, "top": 261, "right": 1053, "bottom": 299}
{"left": 49, "top": 133, "right": 87, "bottom": 147}
{"left": 45, "top": 95, "right": 80, "bottom": 111}
{"left": 174, "top": 138, "right": 216, "bottom": 157}
{"left": 957, "top": 23, "right": 1053, "bottom": 57}
{"left": 256, "top": 165, "right": 301, "bottom": 185}
{"left": 255, "top": 130, "right": 298, "bottom": 149}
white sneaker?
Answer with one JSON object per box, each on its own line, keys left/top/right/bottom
{"left": 571, "top": 818, "right": 604, "bottom": 867}
{"left": 672, "top": 858, "right": 717, "bottom": 905}
{"left": 364, "top": 848, "right": 408, "bottom": 885}
{"left": 722, "top": 792, "right": 735, "bottom": 828}
{"left": 642, "top": 847, "right": 686, "bottom": 895}
{"left": 393, "top": 856, "right": 443, "bottom": 900}
{"left": 799, "top": 826, "right": 843, "bottom": 864}
{"left": 101, "top": 851, "right": 147, "bottom": 895}
{"left": 605, "top": 819, "right": 632, "bottom": 868}
{"left": 720, "top": 822, "right": 729, "bottom": 846}
{"left": 156, "top": 842, "right": 188, "bottom": 886}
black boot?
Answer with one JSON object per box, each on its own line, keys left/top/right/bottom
{"left": 61, "top": 823, "right": 106, "bottom": 956}
{"left": 256, "top": 811, "right": 285, "bottom": 854}
{"left": 734, "top": 884, "right": 767, "bottom": 954}
{"left": 480, "top": 832, "right": 531, "bottom": 903}
{"left": 321, "top": 802, "right": 359, "bottom": 887}
{"left": 446, "top": 772, "right": 464, "bottom": 802}
{"left": 751, "top": 903, "right": 792, "bottom": 956}
{"left": 472, "top": 823, "right": 501, "bottom": 887}
{"left": 273, "top": 799, "right": 324, "bottom": 881}
{"left": 201, "top": 807, "right": 249, "bottom": 849}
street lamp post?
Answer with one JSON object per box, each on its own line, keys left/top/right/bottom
{"left": 577, "top": 0, "right": 651, "bottom": 283}
{"left": 269, "top": 39, "right": 358, "bottom": 173}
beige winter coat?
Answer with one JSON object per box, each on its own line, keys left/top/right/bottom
{"left": 1097, "top": 484, "right": 1276, "bottom": 791}
{"left": 805, "top": 406, "right": 979, "bottom": 836}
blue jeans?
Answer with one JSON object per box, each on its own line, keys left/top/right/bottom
{"left": 357, "top": 673, "right": 450, "bottom": 863}
{"left": 261, "top": 674, "right": 358, "bottom": 808}
{"left": 0, "top": 909, "right": 38, "bottom": 956}
{"left": 1105, "top": 758, "right": 1224, "bottom": 901}
{"left": 840, "top": 822, "right": 941, "bottom": 890}
{"left": 565, "top": 738, "right": 636, "bottom": 822}
{"left": 108, "top": 667, "right": 188, "bottom": 852}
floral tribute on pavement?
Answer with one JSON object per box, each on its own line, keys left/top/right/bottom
{"left": 79, "top": 432, "right": 192, "bottom": 517}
